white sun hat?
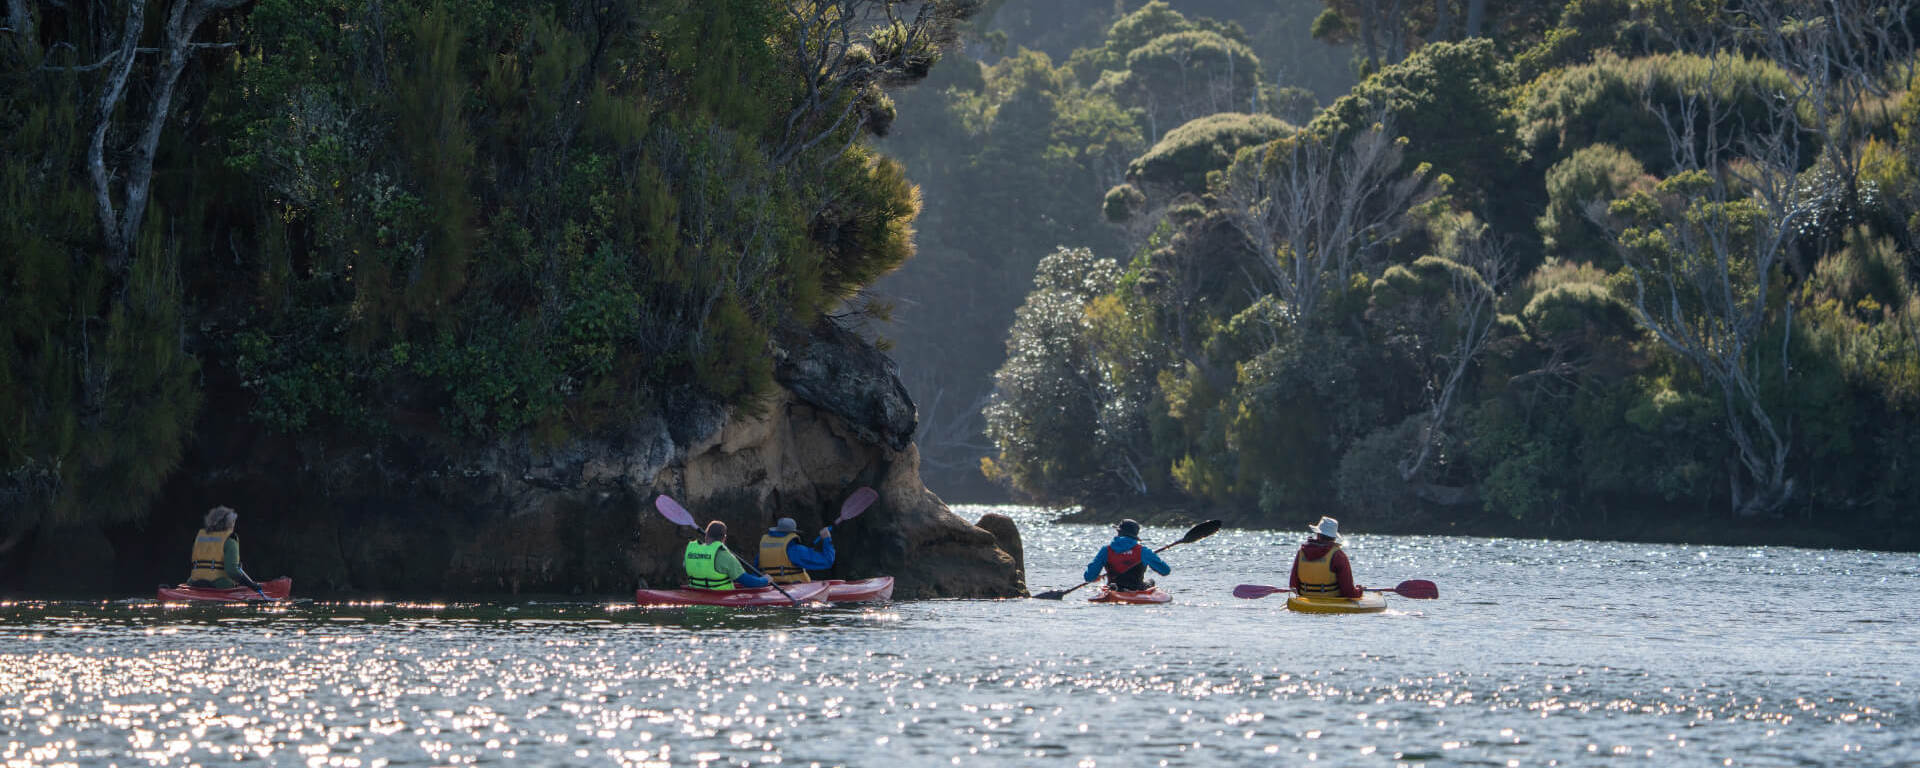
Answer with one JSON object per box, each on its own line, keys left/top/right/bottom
{"left": 1306, "top": 516, "right": 1340, "bottom": 539}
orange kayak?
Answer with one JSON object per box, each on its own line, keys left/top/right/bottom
{"left": 157, "top": 577, "right": 292, "bottom": 602}
{"left": 1089, "top": 586, "right": 1171, "bottom": 604}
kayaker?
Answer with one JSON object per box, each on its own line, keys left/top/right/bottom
{"left": 684, "top": 521, "right": 770, "bottom": 590}
{"left": 1082, "top": 519, "right": 1170, "bottom": 591}
{"left": 186, "top": 506, "right": 264, "bottom": 590}
{"left": 1290, "top": 516, "right": 1364, "bottom": 599}
{"left": 758, "top": 517, "right": 835, "bottom": 584}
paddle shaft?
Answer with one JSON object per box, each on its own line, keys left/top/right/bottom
{"left": 718, "top": 542, "right": 802, "bottom": 606}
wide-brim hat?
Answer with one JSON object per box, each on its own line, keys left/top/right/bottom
{"left": 774, "top": 517, "right": 799, "bottom": 533}
{"left": 1305, "top": 516, "right": 1340, "bottom": 539}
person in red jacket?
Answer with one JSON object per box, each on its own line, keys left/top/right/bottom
{"left": 1290, "top": 516, "right": 1364, "bottom": 599}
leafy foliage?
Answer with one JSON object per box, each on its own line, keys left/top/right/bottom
{"left": 981, "top": 0, "right": 1920, "bottom": 544}
{"left": 2, "top": 0, "right": 967, "bottom": 534}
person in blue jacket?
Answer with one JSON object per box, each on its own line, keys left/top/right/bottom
{"left": 758, "top": 517, "right": 836, "bottom": 584}
{"left": 1083, "top": 519, "right": 1170, "bottom": 591}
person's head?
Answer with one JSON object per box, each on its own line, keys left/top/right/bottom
{"left": 204, "top": 506, "right": 237, "bottom": 532}
{"left": 1306, "top": 515, "right": 1340, "bottom": 541}
{"left": 704, "top": 520, "right": 727, "bottom": 543}
{"left": 773, "top": 517, "right": 799, "bottom": 534}
{"left": 1116, "top": 519, "right": 1140, "bottom": 539}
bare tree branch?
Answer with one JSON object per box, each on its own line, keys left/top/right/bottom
{"left": 1399, "top": 227, "right": 1508, "bottom": 483}
{"left": 1603, "top": 52, "right": 1820, "bottom": 517}
{"left": 1220, "top": 111, "right": 1437, "bottom": 322}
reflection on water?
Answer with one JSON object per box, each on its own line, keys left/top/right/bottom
{"left": 4, "top": 506, "right": 1916, "bottom": 767}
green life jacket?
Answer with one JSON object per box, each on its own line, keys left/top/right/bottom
{"left": 684, "top": 540, "right": 735, "bottom": 590}
{"left": 758, "top": 531, "right": 810, "bottom": 583}
{"left": 189, "top": 528, "right": 235, "bottom": 585}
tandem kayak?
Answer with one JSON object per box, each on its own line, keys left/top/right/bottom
{"left": 1286, "top": 592, "right": 1388, "bottom": 614}
{"left": 821, "top": 577, "right": 894, "bottom": 603}
{"left": 635, "top": 581, "right": 834, "bottom": 607}
{"left": 156, "top": 577, "right": 292, "bottom": 603}
{"left": 1089, "top": 586, "right": 1171, "bottom": 604}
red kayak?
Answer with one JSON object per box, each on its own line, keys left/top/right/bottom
{"left": 1089, "top": 586, "right": 1171, "bottom": 604}
{"left": 635, "top": 581, "right": 834, "bottom": 607}
{"left": 157, "top": 577, "right": 293, "bottom": 603}
{"left": 821, "top": 577, "right": 894, "bottom": 603}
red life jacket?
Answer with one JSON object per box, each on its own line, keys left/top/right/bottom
{"left": 1104, "top": 543, "right": 1147, "bottom": 589}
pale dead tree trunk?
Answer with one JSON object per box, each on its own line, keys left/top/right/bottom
{"left": 1219, "top": 113, "right": 1436, "bottom": 322}
{"left": 1398, "top": 228, "right": 1508, "bottom": 483}
{"left": 85, "top": 0, "right": 249, "bottom": 266}
{"left": 4, "top": 0, "right": 32, "bottom": 42}
{"left": 1742, "top": 0, "right": 1915, "bottom": 252}
{"left": 88, "top": 0, "right": 146, "bottom": 262}
{"left": 1360, "top": 0, "right": 1381, "bottom": 69}
{"left": 1604, "top": 58, "right": 1820, "bottom": 517}
{"left": 1385, "top": 0, "right": 1406, "bottom": 63}
{"left": 1464, "top": 0, "right": 1485, "bottom": 38}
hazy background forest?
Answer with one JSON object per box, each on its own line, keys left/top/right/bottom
{"left": 883, "top": 0, "right": 1920, "bottom": 547}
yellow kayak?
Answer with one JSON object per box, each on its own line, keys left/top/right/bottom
{"left": 1286, "top": 592, "right": 1388, "bottom": 614}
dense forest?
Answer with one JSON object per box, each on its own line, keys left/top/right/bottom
{"left": 876, "top": 0, "right": 1350, "bottom": 498}
{"left": 8, "top": 0, "right": 1920, "bottom": 558}
{"left": 1, "top": 0, "right": 977, "bottom": 554}
{"left": 932, "top": 0, "right": 1920, "bottom": 545}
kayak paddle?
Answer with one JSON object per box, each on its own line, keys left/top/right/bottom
{"left": 1232, "top": 579, "right": 1440, "bottom": 600}
{"left": 833, "top": 486, "right": 879, "bottom": 526}
{"left": 652, "top": 495, "right": 804, "bottom": 607}
{"left": 1033, "top": 519, "right": 1223, "bottom": 600}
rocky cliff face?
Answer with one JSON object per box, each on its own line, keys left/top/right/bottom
{"left": 23, "top": 322, "right": 1024, "bottom": 599}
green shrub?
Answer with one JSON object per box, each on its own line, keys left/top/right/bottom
{"left": 1539, "top": 143, "right": 1647, "bottom": 266}
{"left": 1127, "top": 112, "right": 1293, "bottom": 194}
{"left": 1520, "top": 52, "right": 1796, "bottom": 171}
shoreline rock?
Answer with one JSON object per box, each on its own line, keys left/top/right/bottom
{"left": 5, "top": 321, "right": 1026, "bottom": 599}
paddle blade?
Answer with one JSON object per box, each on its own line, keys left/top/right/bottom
{"left": 1391, "top": 579, "right": 1439, "bottom": 599}
{"left": 1032, "top": 589, "right": 1070, "bottom": 600}
{"left": 1178, "top": 519, "right": 1224, "bottom": 544}
{"left": 836, "top": 487, "right": 879, "bottom": 524}
{"left": 653, "top": 495, "right": 697, "bottom": 528}
{"left": 1232, "top": 584, "right": 1288, "bottom": 599}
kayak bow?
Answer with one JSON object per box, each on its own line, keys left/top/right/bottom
{"left": 1088, "top": 586, "right": 1172, "bottom": 604}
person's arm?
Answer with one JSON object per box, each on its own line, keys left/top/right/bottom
{"left": 1142, "top": 547, "right": 1171, "bottom": 575}
{"left": 1082, "top": 548, "right": 1108, "bottom": 583}
{"left": 713, "top": 546, "right": 746, "bottom": 581}
{"left": 224, "top": 538, "right": 261, "bottom": 589}
{"left": 1332, "top": 550, "right": 1361, "bottom": 598}
{"left": 787, "top": 532, "right": 836, "bottom": 570}
{"left": 1288, "top": 553, "right": 1302, "bottom": 593}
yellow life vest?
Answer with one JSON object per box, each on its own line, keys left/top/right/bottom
{"left": 684, "top": 540, "right": 735, "bottom": 590}
{"left": 1295, "top": 541, "right": 1343, "bottom": 597}
{"left": 189, "top": 528, "right": 233, "bottom": 584}
{"left": 758, "top": 531, "right": 810, "bottom": 584}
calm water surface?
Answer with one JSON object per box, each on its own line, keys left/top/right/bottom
{"left": 4, "top": 507, "right": 1916, "bottom": 767}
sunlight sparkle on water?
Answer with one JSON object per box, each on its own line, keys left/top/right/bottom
{"left": 2, "top": 509, "right": 1915, "bottom": 766}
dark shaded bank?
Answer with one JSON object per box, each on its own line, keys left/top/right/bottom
{"left": 2, "top": 323, "right": 1025, "bottom": 600}
{"left": 1057, "top": 497, "right": 1920, "bottom": 553}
